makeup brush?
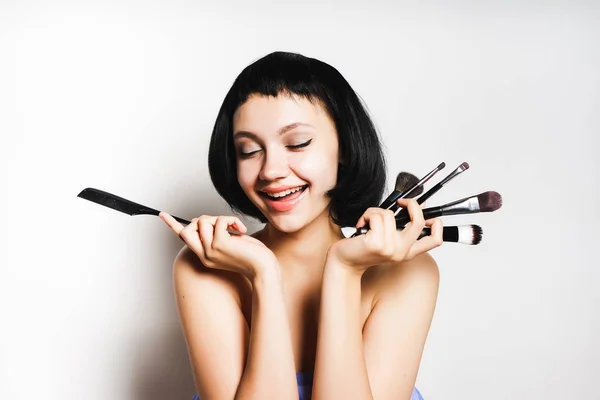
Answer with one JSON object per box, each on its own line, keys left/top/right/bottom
{"left": 390, "top": 223, "right": 483, "bottom": 244}
{"left": 394, "top": 191, "right": 503, "bottom": 226}
{"left": 341, "top": 224, "right": 483, "bottom": 245}
{"left": 394, "top": 161, "right": 470, "bottom": 217}
{"left": 379, "top": 171, "right": 425, "bottom": 209}
{"left": 417, "top": 224, "right": 483, "bottom": 245}
{"left": 386, "top": 162, "right": 446, "bottom": 212}
{"left": 350, "top": 171, "right": 426, "bottom": 238}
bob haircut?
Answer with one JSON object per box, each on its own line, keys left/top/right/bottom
{"left": 208, "top": 51, "right": 387, "bottom": 227}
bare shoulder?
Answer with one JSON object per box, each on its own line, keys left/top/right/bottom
{"left": 367, "top": 252, "right": 440, "bottom": 304}
{"left": 173, "top": 246, "right": 252, "bottom": 324}
{"left": 173, "top": 245, "right": 251, "bottom": 304}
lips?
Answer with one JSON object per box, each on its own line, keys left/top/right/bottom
{"left": 258, "top": 185, "right": 308, "bottom": 212}
{"left": 260, "top": 185, "right": 307, "bottom": 199}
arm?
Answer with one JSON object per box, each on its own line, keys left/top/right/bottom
{"left": 311, "top": 254, "right": 373, "bottom": 400}
{"left": 173, "top": 246, "right": 299, "bottom": 400}
{"left": 312, "top": 252, "right": 439, "bottom": 400}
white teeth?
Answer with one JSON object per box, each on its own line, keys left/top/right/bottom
{"left": 265, "top": 186, "right": 304, "bottom": 198}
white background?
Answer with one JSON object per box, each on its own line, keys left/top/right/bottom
{"left": 1, "top": 1, "right": 598, "bottom": 399}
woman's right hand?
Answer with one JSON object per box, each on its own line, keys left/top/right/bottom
{"left": 159, "top": 212, "right": 278, "bottom": 280}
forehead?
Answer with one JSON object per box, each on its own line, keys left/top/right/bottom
{"left": 233, "top": 94, "right": 334, "bottom": 137}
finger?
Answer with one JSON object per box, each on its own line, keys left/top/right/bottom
{"left": 355, "top": 216, "right": 366, "bottom": 229}
{"left": 406, "top": 218, "right": 443, "bottom": 259}
{"left": 183, "top": 220, "right": 208, "bottom": 263}
{"left": 395, "top": 198, "right": 427, "bottom": 210}
{"left": 167, "top": 216, "right": 208, "bottom": 263}
{"left": 198, "top": 216, "right": 217, "bottom": 256}
{"left": 362, "top": 208, "right": 395, "bottom": 252}
{"left": 423, "top": 217, "right": 443, "bottom": 243}
{"left": 395, "top": 200, "right": 426, "bottom": 211}
{"left": 213, "top": 216, "right": 241, "bottom": 245}
{"left": 406, "top": 218, "right": 444, "bottom": 259}
{"left": 396, "top": 199, "right": 425, "bottom": 241}
{"left": 355, "top": 207, "right": 385, "bottom": 228}
{"left": 232, "top": 217, "right": 248, "bottom": 234}
{"left": 380, "top": 208, "right": 397, "bottom": 251}
{"left": 159, "top": 212, "right": 185, "bottom": 236}
{"left": 178, "top": 216, "right": 200, "bottom": 241}
{"left": 362, "top": 212, "right": 389, "bottom": 254}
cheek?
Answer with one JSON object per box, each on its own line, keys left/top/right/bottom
{"left": 290, "top": 150, "right": 338, "bottom": 187}
{"left": 236, "top": 162, "right": 255, "bottom": 192}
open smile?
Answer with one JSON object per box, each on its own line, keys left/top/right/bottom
{"left": 258, "top": 185, "right": 309, "bottom": 212}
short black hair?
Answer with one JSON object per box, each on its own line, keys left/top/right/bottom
{"left": 208, "top": 51, "right": 387, "bottom": 227}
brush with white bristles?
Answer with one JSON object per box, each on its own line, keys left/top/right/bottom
{"left": 417, "top": 224, "right": 483, "bottom": 245}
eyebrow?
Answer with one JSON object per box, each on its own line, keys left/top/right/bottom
{"left": 233, "top": 122, "right": 315, "bottom": 140}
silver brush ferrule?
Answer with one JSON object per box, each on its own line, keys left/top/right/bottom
{"left": 442, "top": 195, "right": 481, "bottom": 214}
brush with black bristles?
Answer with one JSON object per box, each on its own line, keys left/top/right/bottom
{"left": 343, "top": 171, "right": 487, "bottom": 244}
{"left": 379, "top": 171, "right": 426, "bottom": 209}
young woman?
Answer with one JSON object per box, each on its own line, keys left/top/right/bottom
{"left": 159, "top": 51, "right": 443, "bottom": 400}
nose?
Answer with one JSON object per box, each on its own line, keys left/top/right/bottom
{"left": 259, "top": 147, "right": 290, "bottom": 181}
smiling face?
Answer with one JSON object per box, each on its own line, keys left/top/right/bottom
{"left": 232, "top": 93, "right": 340, "bottom": 233}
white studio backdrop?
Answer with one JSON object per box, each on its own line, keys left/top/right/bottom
{"left": 1, "top": 1, "right": 598, "bottom": 399}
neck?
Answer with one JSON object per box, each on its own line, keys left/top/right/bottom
{"left": 259, "top": 209, "right": 343, "bottom": 278}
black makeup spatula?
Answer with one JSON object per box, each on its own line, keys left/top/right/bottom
{"left": 77, "top": 188, "right": 192, "bottom": 225}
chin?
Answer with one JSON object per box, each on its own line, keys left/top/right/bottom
{"left": 265, "top": 213, "right": 310, "bottom": 233}
{"left": 262, "top": 202, "right": 332, "bottom": 234}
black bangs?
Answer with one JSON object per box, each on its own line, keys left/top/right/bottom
{"left": 226, "top": 52, "right": 338, "bottom": 120}
{"left": 208, "top": 51, "right": 387, "bottom": 227}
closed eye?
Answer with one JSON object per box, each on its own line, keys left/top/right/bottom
{"left": 238, "top": 149, "right": 261, "bottom": 158}
{"left": 287, "top": 139, "right": 312, "bottom": 150}
{"left": 238, "top": 139, "right": 312, "bottom": 158}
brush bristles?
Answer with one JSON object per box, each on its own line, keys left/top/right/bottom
{"left": 477, "top": 191, "right": 502, "bottom": 212}
{"left": 395, "top": 171, "right": 424, "bottom": 198}
{"left": 456, "top": 224, "right": 483, "bottom": 245}
{"left": 471, "top": 224, "right": 483, "bottom": 245}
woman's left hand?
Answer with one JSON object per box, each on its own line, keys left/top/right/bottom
{"left": 328, "top": 198, "right": 444, "bottom": 274}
